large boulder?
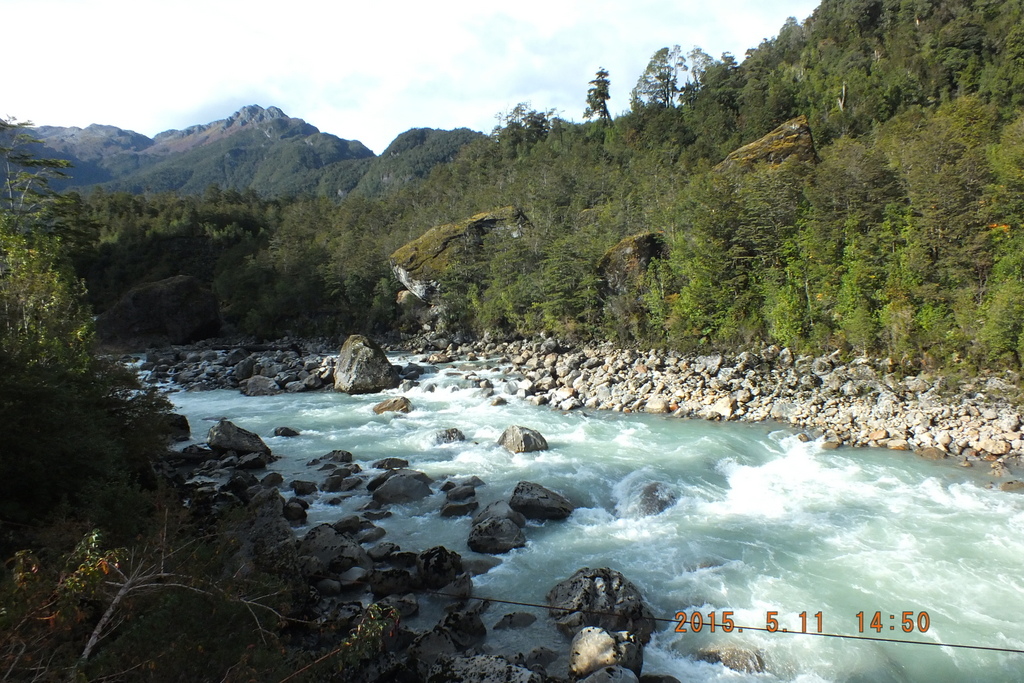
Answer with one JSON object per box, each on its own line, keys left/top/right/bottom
{"left": 715, "top": 115, "right": 817, "bottom": 172}
{"left": 509, "top": 481, "right": 575, "bottom": 520}
{"left": 390, "top": 206, "right": 529, "bottom": 304}
{"left": 597, "top": 233, "right": 669, "bottom": 298}
{"left": 334, "top": 335, "right": 399, "bottom": 394}
{"left": 297, "top": 523, "right": 371, "bottom": 572}
{"left": 497, "top": 425, "right": 548, "bottom": 453}
{"left": 95, "top": 275, "right": 221, "bottom": 348}
{"left": 207, "top": 419, "right": 271, "bottom": 456}
{"left": 546, "top": 568, "right": 657, "bottom": 645}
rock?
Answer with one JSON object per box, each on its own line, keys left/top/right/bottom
{"left": 570, "top": 627, "right": 643, "bottom": 679}
{"left": 436, "top": 428, "right": 466, "bottom": 443}
{"left": 547, "top": 567, "right": 656, "bottom": 644}
{"left": 207, "top": 419, "right": 271, "bottom": 456}
{"left": 274, "top": 426, "right": 300, "bottom": 437}
{"left": 579, "top": 667, "right": 640, "bottom": 683}
{"left": 333, "top": 335, "right": 399, "bottom": 394}
{"left": 715, "top": 115, "right": 817, "bottom": 172}
{"left": 597, "top": 233, "right": 669, "bottom": 299}
{"left": 372, "top": 471, "right": 432, "bottom": 504}
{"left": 390, "top": 206, "right": 529, "bottom": 304}
{"left": 241, "top": 375, "right": 281, "bottom": 396}
{"left": 236, "top": 452, "right": 269, "bottom": 470}
{"left": 367, "top": 567, "right": 419, "bottom": 597}
{"left": 373, "top": 396, "right": 413, "bottom": 414}
{"left": 694, "top": 646, "right": 766, "bottom": 673}
{"left": 497, "top": 425, "right": 549, "bottom": 453}
{"left": 297, "top": 523, "right": 371, "bottom": 571}
{"left": 290, "top": 480, "right": 317, "bottom": 496}
{"left": 643, "top": 397, "right": 671, "bottom": 414}
{"left": 509, "top": 481, "right": 575, "bottom": 520}
{"left": 322, "top": 449, "right": 354, "bottom": 463}
{"left": 473, "top": 501, "right": 527, "bottom": 528}
{"left": 225, "top": 489, "right": 299, "bottom": 581}
{"left": 166, "top": 413, "right": 190, "bottom": 442}
{"left": 441, "top": 500, "right": 479, "bottom": 517}
{"left": 282, "top": 500, "right": 307, "bottom": 522}
{"left": 373, "top": 457, "right": 410, "bottom": 470}
{"left": 493, "top": 612, "right": 537, "bottom": 630}
{"left": 233, "top": 356, "right": 257, "bottom": 380}
{"left": 260, "top": 472, "right": 283, "bottom": 487}
{"left": 703, "top": 396, "right": 737, "bottom": 421}
{"left": 417, "top": 546, "right": 464, "bottom": 589}
{"left": 916, "top": 447, "right": 948, "bottom": 460}
{"left": 441, "top": 608, "right": 487, "bottom": 649}
{"left": 632, "top": 482, "right": 676, "bottom": 517}
{"left": 379, "top": 592, "right": 420, "bottom": 618}
{"left": 1000, "top": 481, "right": 1024, "bottom": 492}
{"left": 425, "top": 654, "right": 542, "bottom": 683}
{"left": 979, "top": 437, "right": 1011, "bottom": 456}
{"left": 467, "top": 517, "right": 527, "bottom": 554}
{"left": 95, "top": 275, "right": 221, "bottom": 349}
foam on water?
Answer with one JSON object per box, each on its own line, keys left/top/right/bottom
{"left": 169, "top": 357, "right": 1024, "bottom": 682}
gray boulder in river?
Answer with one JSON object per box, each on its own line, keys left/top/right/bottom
{"left": 207, "top": 419, "right": 271, "bottom": 456}
{"left": 496, "top": 425, "right": 548, "bottom": 453}
{"left": 333, "top": 334, "right": 400, "bottom": 394}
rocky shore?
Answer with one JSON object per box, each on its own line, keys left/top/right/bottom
{"left": 141, "top": 334, "right": 1024, "bottom": 476}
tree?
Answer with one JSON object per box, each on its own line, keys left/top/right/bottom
{"left": 1, "top": 117, "right": 70, "bottom": 234}
{"left": 631, "top": 46, "right": 686, "bottom": 110}
{"left": 584, "top": 68, "right": 612, "bottom": 123}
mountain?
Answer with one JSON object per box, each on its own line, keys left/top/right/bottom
{"left": 31, "top": 105, "right": 484, "bottom": 198}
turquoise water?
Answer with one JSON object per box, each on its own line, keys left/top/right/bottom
{"left": 168, "top": 357, "right": 1024, "bottom": 681}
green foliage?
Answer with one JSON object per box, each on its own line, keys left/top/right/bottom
{"left": 584, "top": 68, "right": 613, "bottom": 123}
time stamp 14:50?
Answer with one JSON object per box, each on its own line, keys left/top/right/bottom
{"left": 673, "top": 610, "right": 932, "bottom": 634}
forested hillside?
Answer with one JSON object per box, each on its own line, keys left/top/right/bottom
{"left": 47, "top": 0, "right": 1024, "bottom": 371}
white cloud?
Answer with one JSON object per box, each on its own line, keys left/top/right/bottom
{"left": 6, "top": 0, "right": 820, "bottom": 154}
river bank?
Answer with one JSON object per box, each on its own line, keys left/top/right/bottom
{"left": 136, "top": 333, "right": 1024, "bottom": 481}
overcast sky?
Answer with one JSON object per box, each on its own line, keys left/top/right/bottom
{"left": 6, "top": 0, "right": 820, "bottom": 154}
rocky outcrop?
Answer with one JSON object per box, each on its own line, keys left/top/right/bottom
{"left": 96, "top": 275, "right": 220, "bottom": 348}
{"left": 207, "top": 419, "right": 271, "bottom": 456}
{"left": 497, "top": 425, "right": 549, "bottom": 453}
{"left": 597, "top": 233, "right": 668, "bottom": 298}
{"left": 225, "top": 489, "right": 299, "bottom": 581}
{"left": 546, "top": 568, "right": 656, "bottom": 645}
{"left": 334, "top": 335, "right": 399, "bottom": 394}
{"left": 715, "top": 115, "right": 817, "bottom": 171}
{"left": 390, "top": 207, "right": 529, "bottom": 303}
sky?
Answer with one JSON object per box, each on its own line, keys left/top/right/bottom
{"left": 5, "top": 0, "right": 821, "bottom": 155}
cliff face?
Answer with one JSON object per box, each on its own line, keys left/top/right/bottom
{"left": 390, "top": 207, "right": 529, "bottom": 303}
{"left": 715, "top": 115, "right": 817, "bottom": 172}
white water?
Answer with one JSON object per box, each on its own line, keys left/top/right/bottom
{"left": 168, "top": 356, "right": 1024, "bottom": 682}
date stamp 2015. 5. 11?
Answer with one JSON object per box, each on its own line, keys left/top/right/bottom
{"left": 673, "top": 610, "right": 931, "bottom": 635}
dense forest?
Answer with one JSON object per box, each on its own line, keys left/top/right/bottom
{"left": 58, "top": 0, "right": 1024, "bottom": 371}
{"left": 3, "top": 0, "right": 1024, "bottom": 678}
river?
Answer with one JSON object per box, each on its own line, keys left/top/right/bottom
{"left": 167, "top": 354, "right": 1024, "bottom": 682}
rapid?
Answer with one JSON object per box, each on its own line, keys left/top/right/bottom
{"left": 168, "top": 354, "right": 1024, "bottom": 682}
